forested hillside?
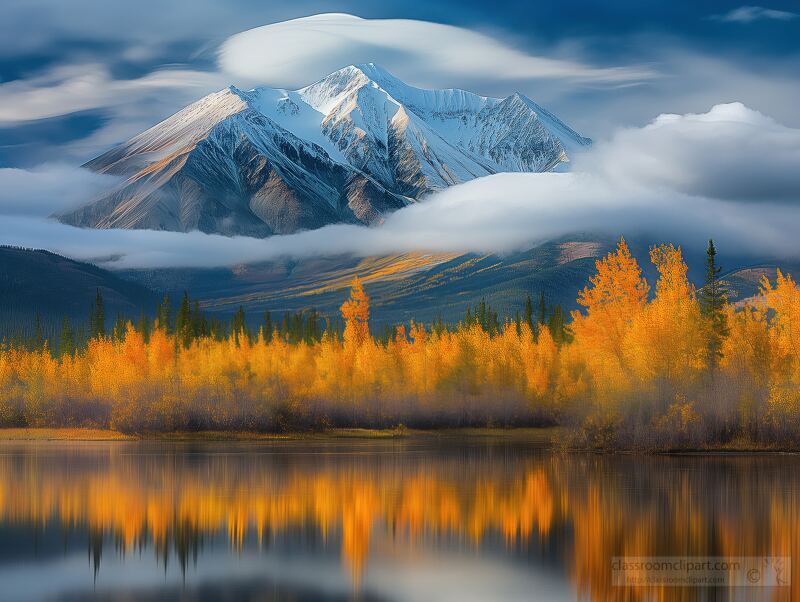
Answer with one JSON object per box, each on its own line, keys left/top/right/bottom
{"left": 0, "top": 246, "right": 159, "bottom": 342}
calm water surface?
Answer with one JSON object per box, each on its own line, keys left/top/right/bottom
{"left": 0, "top": 437, "right": 797, "bottom": 601}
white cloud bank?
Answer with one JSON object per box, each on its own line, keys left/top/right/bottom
{"left": 0, "top": 103, "right": 798, "bottom": 268}
{"left": 0, "top": 164, "right": 118, "bottom": 216}
{"left": 218, "top": 13, "right": 655, "bottom": 89}
{"left": 581, "top": 102, "right": 800, "bottom": 203}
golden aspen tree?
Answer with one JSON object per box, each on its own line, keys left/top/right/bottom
{"left": 525, "top": 325, "right": 558, "bottom": 400}
{"left": 720, "top": 303, "right": 772, "bottom": 432}
{"left": 721, "top": 304, "right": 769, "bottom": 375}
{"left": 570, "top": 237, "right": 649, "bottom": 398}
{"left": 761, "top": 270, "right": 800, "bottom": 381}
{"left": 760, "top": 271, "right": 800, "bottom": 429}
{"left": 341, "top": 277, "right": 371, "bottom": 349}
{"left": 625, "top": 244, "right": 706, "bottom": 383}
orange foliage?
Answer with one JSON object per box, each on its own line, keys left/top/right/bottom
{"left": 341, "top": 276, "right": 371, "bottom": 349}
{"left": 570, "top": 237, "right": 649, "bottom": 400}
{"left": 624, "top": 244, "right": 706, "bottom": 384}
{"left": 2, "top": 239, "right": 800, "bottom": 447}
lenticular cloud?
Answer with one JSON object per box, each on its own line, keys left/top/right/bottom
{"left": 218, "top": 13, "right": 653, "bottom": 89}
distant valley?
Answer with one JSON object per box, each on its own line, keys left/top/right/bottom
{"left": 119, "top": 237, "right": 796, "bottom": 327}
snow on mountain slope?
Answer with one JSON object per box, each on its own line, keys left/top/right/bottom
{"left": 303, "top": 64, "right": 589, "bottom": 172}
{"left": 61, "top": 64, "right": 590, "bottom": 237}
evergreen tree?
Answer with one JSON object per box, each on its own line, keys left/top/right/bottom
{"left": 175, "top": 291, "right": 192, "bottom": 347}
{"left": 112, "top": 314, "right": 127, "bottom": 342}
{"left": 538, "top": 291, "right": 547, "bottom": 325}
{"left": 464, "top": 306, "right": 473, "bottom": 327}
{"left": 486, "top": 306, "right": 500, "bottom": 336}
{"left": 524, "top": 295, "right": 534, "bottom": 331}
{"left": 290, "top": 312, "right": 303, "bottom": 343}
{"left": 477, "top": 300, "right": 487, "bottom": 330}
{"left": 232, "top": 306, "right": 248, "bottom": 344}
{"left": 156, "top": 294, "right": 172, "bottom": 333}
{"left": 698, "top": 239, "right": 730, "bottom": 371}
{"left": 59, "top": 316, "right": 74, "bottom": 357}
{"left": 281, "top": 312, "right": 291, "bottom": 340}
{"left": 548, "top": 304, "right": 565, "bottom": 344}
{"left": 209, "top": 317, "right": 224, "bottom": 341}
{"left": 432, "top": 315, "right": 446, "bottom": 336}
{"left": 262, "top": 311, "right": 273, "bottom": 343}
{"left": 136, "top": 309, "right": 151, "bottom": 342}
{"left": 379, "top": 324, "right": 393, "bottom": 346}
{"left": 305, "top": 309, "right": 321, "bottom": 343}
{"left": 191, "top": 301, "right": 207, "bottom": 339}
{"left": 90, "top": 289, "right": 105, "bottom": 339}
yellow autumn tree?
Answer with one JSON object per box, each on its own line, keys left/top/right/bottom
{"left": 339, "top": 277, "right": 375, "bottom": 411}
{"left": 341, "top": 277, "right": 371, "bottom": 349}
{"left": 570, "top": 237, "right": 649, "bottom": 399}
{"left": 625, "top": 244, "right": 706, "bottom": 384}
{"left": 721, "top": 303, "right": 771, "bottom": 384}
{"left": 760, "top": 270, "right": 800, "bottom": 432}
{"left": 761, "top": 270, "right": 800, "bottom": 381}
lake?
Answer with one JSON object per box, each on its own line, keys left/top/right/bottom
{"left": 0, "top": 436, "right": 796, "bottom": 601}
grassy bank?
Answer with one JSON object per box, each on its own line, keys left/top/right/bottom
{"left": 0, "top": 426, "right": 563, "bottom": 442}
{"left": 0, "top": 428, "right": 135, "bottom": 440}
{"left": 1, "top": 427, "right": 795, "bottom": 452}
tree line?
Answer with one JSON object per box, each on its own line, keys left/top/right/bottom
{"left": 1, "top": 238, "right": 796, "bottom": 450}
{"left": 6, "top": 286, "right": 568, "bottom": 357}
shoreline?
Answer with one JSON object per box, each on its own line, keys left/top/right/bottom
{"left": 0, "top": 426, "right": 562, "bottom": 443}
{"left": 0, "top": 427, "right": 796, "bottom": 453}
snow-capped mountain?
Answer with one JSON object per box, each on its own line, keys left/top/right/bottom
{"left": 60, "top": 64, "right": 591, "bottom": 236}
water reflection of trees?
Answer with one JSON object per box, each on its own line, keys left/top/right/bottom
{"left": 0, "top": 444, "right": 797, "bottom": 601}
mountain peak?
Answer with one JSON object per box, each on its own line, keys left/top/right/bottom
{"left": 295, "top": 63, "right": 408, "bottom": 114}
{"left": 351, "top": 62, "right": 398, "bottom": 83}
{"left": 315, "top": 62, "right": 397, "bottom": 83}
{"left": 64, "top": 66, "right": 590, "bottom": 238}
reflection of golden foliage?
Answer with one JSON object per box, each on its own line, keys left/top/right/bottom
{"left": 0, "top": 450, "right": 556, "bottom": 587}
{"left": 568, "top": 458, "right": 798, "bottom": 602}
{"left": 0, "top": 449, "right": 798, "bottom": 601}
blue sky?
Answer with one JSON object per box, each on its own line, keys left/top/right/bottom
{"left": 0, "top": 0, "right": 798, "bottom": 167}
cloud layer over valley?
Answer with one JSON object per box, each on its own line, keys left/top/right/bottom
{"left": 1, "top": 103, "right": 798, "bottom": 269}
